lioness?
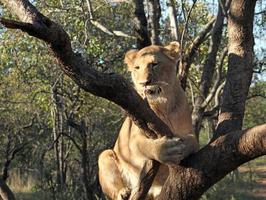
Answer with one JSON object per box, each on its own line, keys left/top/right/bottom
{"left": 98, "top": 42, "right": 198, "bottom": 200}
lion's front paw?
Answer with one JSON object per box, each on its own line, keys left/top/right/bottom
{"left": 116, "top": 187, "right": 131, "bottom": 200}
{"left": 153, "top": 136, "right": 189, "bottom": 165}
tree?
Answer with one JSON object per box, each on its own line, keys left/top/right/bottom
{"left": 0, "top": 0, "right": 265, "bottom": 200}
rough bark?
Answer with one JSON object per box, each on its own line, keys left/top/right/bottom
{"left": 0, "top": 1, "right": 264, "bottom": 200}
{"left": 215, "top": 0, "right": 256, "bottom": 137}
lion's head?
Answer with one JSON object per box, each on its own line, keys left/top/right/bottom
{"left": 124, "top": 42, "right": 180, "bottom": 104}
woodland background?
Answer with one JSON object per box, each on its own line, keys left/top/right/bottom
{"left": 0, "top": 0, "right": 265, "bottom": 200}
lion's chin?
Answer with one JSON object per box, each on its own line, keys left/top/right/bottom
{"left": 143, "top": 86, "right": 167, "bottom": 104}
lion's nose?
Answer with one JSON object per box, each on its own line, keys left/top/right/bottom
{"left": 139, "top": 78, "right": 152, "bottom": 86}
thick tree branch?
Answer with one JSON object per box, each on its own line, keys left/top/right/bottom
{"left": 158, "top": 123, "right": 266, "bottom": 200}
{"left": 215, "top": 0, "right": 257, "bottom": 138}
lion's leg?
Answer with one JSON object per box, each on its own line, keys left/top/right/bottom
{"left": 98, "top": 150, "right": 131, "bottom": 200}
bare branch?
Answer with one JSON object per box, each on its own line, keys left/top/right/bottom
{"left": 83, "top": 0, "right": 135, "bottom": 38}
{"left": 191, "top": 0, "right": 228, "bottom": 138}
{"left": 255, "top": 10, "right": 266, "bottom": 15}
{"left": 188, "top": 78, "right": 195, "bottom": 107}
{"left": 180, "top": 0, "right": 198, "bottom": 51}
{"left": 179, "top": 17, "right": 216, "bottom": 89}
{"left": 62, "top": 132, "right": 82, "bottom": 153}
{"left": 214, "top": 81, "right": 225, "bottom": 108}
{"left": 85, "top": 0, "right": 94, "bottom": 19}
{"left": 218, "top": 0, "right": 231, "bottom": 17}
{"left": 201, "top": 48, "right": 228, "bottom": 108}
{"left": 247, "top": 94, "right": 266, "bottom": 100}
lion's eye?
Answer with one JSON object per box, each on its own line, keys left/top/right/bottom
{"left": 134, "top": 66, "right": 140, "bottom": 70}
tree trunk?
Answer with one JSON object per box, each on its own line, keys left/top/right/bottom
{"left": 51, "top": 80, "right": 67, "bottom": 193}
{"left": 215, "top": 0, "right": 256, "bottom": 137}
{"left": 80, "top": 123, "right": 94, "bottom": 200}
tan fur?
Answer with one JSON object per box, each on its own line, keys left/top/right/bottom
{"left": 98, "top": 42, "right": 198, "bottom": 200}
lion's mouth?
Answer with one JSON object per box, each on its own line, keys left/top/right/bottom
{"left": 144, "top": 86, "right": 162, "bottom": 99}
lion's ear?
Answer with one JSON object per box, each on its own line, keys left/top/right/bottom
{"left": 124, "top": 49, "right": 138, "bottom": 71}
{"left": 164, "top": 41, "right": 180, "bottom": 60}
